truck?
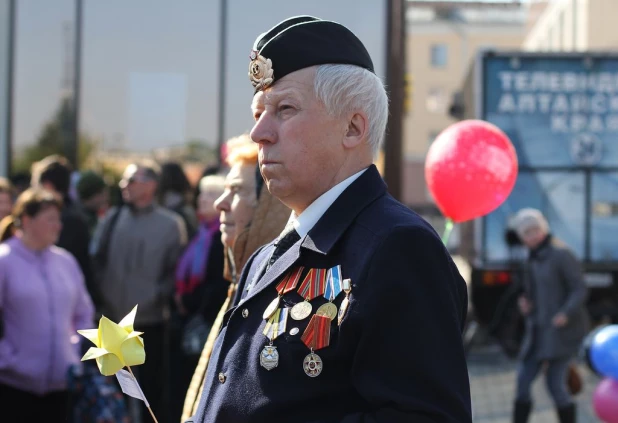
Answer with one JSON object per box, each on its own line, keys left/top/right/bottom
{"left": 452, "top": 50, "right": 618, "bottom": 339}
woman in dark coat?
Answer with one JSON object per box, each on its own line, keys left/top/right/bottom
{"left": 511, "top": 208, "right": 589, "bottom": 423}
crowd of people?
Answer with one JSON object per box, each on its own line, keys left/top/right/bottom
{"left": 0, "top": 134, "right": 282, "bottom": 423}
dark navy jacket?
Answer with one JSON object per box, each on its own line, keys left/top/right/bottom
{"left": 188, "top": 165, "right": 472, "bottom": 422}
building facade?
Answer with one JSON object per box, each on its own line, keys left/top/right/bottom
{"left": 402, "top": 1, "right": 528, "bottom": 211}
{"left": 524, "top": 0, "right": 618, "bottom": 52}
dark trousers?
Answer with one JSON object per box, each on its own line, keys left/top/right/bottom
{"left": 516, "top": 355, "right": 572, "bottom": 408}
{"left": 169, "top": 316, "right": 202, "bottom": 423}
{"left": 135, "top": 322, "right": 170, "bottom": 423}
{"left": 0, "top": 383, "right": 68, "bottom": 423}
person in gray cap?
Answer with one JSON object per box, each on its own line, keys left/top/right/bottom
{"left": 510, "top": 208, "right": 589, "bottom": 423}
{"left": 187, "top": 15, "right": 471, "bottom": 423}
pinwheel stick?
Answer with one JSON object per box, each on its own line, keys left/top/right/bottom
{"left": 126, "top": 366, "right": 159, "bottom": 423}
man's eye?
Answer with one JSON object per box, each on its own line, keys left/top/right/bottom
{"left": 279, "top": 104, "right": 293, "bottom": 113}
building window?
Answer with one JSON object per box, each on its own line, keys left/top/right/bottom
{"left": 430, "top": 44, "right": 448, "bottom": 68}
{"left": 426, "top": 87, "right": 446, "bottom": 113}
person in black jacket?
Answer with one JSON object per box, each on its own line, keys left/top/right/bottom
{"left": 188, "top": 16, "right": 471, "bottom": 423}
{"left": 76, "top": 170, "right": 108, "bottom": 236}
{"left": 31, "top": 155, "right": 101, "bottom": 310}
{"left": 158, "top": 162, "right": 199, "bottom": 240}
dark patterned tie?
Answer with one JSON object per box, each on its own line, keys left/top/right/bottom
{"left": 267, "top": 225, "right": 301, "bottom": 270}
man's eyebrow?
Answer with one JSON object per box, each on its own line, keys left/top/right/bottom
{"left": 265, "top": 89, "right": 302, "bottom": 103}
{"left": 253, "top": 89, "right": 301, "bottom": 109}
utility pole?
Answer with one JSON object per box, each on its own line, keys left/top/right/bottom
{"left": 70, "top": 0, "right": 83, "bottom": 169}
{"left": 383, "top": 0, "right": 406, "bottom": 201}
{"left": 216, "top": 0, "right": 228, "bottom": 166}
{"left": 1, "top": 0, "right": 15, "bottom": 178}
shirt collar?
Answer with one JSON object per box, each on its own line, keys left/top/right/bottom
{"left": 9, "top": 237, "right": 51, "bottom": 263}
{"left": 290, "top": 168, "right": 368, "bottom": 238}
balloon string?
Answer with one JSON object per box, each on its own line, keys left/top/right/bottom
{"left": 441, "top": 218, "right": 454, "bottom": 245}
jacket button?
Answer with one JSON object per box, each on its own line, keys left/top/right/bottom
{"left": 242, "top": 309, "right": 249, "bottom": 318}
{"left": 218, "top": 372, "right": 226, "bottom": 383}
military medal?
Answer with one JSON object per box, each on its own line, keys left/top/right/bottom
{"left": 316, "top": 302, "right": 337, "bottom": 321}
{"left": 338, "top": 278, "right": 353, "bottom": 326}
{"left": 300, "top": 314, "right": 331, "bottom": 377}
{"left": 293, "top": 268, "right": 328, "bottom": 321}
{"left": 324, "top": 265, "right": 343, "bottom": 301}
{"left": 263, "top": 267, "right": 304, "bottom": 320}
{"left": 263, "top": 297, "right": 280, "bottom": 320}
{"left": 303, "top": 352, "right": 323, "bottom": 377}
{"left": 260, "top": 307, "right": 289, "bottom": 370}
{"left": 291, "top": 301, "right": 312, "bottom": 320}
{"left": 317, "top": 265, "right": 343, "bottom": 321}
{"left": 260, "top": 344, "right": 279, "bottom": 371}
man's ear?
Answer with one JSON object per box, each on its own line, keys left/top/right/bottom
{"left": 148, "top": 181, "right": 159, "bottom": 195}
{"left": 343, "top": 112, "right": 368, "bottom": 149}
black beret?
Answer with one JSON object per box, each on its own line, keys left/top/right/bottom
{"left": 248, "top": 16, "right": 374, "bottom": 93}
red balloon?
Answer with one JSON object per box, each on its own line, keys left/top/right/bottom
{"left": 425, "top": 119, "right": 518, "bottom": 223}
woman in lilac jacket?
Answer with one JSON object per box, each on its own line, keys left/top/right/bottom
{"left": 0, "top": 187, "right": 94, "bottom": 421}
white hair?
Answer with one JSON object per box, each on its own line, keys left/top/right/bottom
{"left": 314, "top": 64, "right": 389, "bottom": 158}
{"left": 511, "top": 208, "right": 549, "bottom": 238}
{"left": 199, "top": 174, "right": 226, "bottom": 193}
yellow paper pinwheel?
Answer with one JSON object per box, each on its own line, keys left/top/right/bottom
{"left": 77, "top": 305, "right": 146, "bottom": 376}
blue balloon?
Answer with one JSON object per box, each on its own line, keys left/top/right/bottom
{"left": 590, "top": 325, "right": 618, "bottom": 380}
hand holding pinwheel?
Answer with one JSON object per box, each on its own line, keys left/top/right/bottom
{"left": 78, "top": 305, "right": 158, "bottom": 423}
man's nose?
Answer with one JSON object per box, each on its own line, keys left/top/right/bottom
{"left": 215, "top": 191, "right": 230, "bottom": 212}
{"left": 250, "top": 113, "right": 276, "bottom": 145}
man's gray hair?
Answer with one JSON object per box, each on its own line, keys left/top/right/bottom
{"left": 199, "top": 174, "right": 226, "bottom": 193}
{"left": 511, "top": 208, "right": 549, "bottom": 238}
{"left": 314, "top": 64, "right": 389, "bottom": 159}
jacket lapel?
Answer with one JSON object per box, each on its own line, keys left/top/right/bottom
{"left": 302, "top": 165, "right": 387, "bottom": 255}
{"left": 239, "top": 239, "right": 302, "bottom": 304}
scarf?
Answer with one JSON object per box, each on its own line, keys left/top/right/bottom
{"left": 529, "top": 234, "right": 552, "bottom": 261}
{"left": 175, "top": 218, "right": 219, "bottom": 296}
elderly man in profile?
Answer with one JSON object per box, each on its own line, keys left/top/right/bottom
{"left": 188, "top": 16, "right": 471, "bottom": 423}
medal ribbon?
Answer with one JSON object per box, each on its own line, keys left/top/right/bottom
{"left": 300, "top": 314, "right": 331, "bottom": 351}
{"left": 262, "top": 308, "right": 289, "bottom": 341}
{"left": 275, "top": 266, "right": 305, "bottom": 296}
{"left": 298, "top": 268, "right": 327, "bottom": 301}
{"left": 324, "top": 265, "right": 343, "bottom": 301}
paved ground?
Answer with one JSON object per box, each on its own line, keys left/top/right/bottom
{"left": 468, "top": 343, "right": 600, "bottom": 422}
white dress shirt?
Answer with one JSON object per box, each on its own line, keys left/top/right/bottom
{"left": 289, "top": 167, "right": 368, "bottom": 238}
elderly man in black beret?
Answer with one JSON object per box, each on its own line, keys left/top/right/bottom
{"left": 187, "top": 16, "right": 471, "bottom": 423}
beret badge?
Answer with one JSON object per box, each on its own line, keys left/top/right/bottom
{"left": 249, "top": 50, "right": 274, "bottom": 91}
